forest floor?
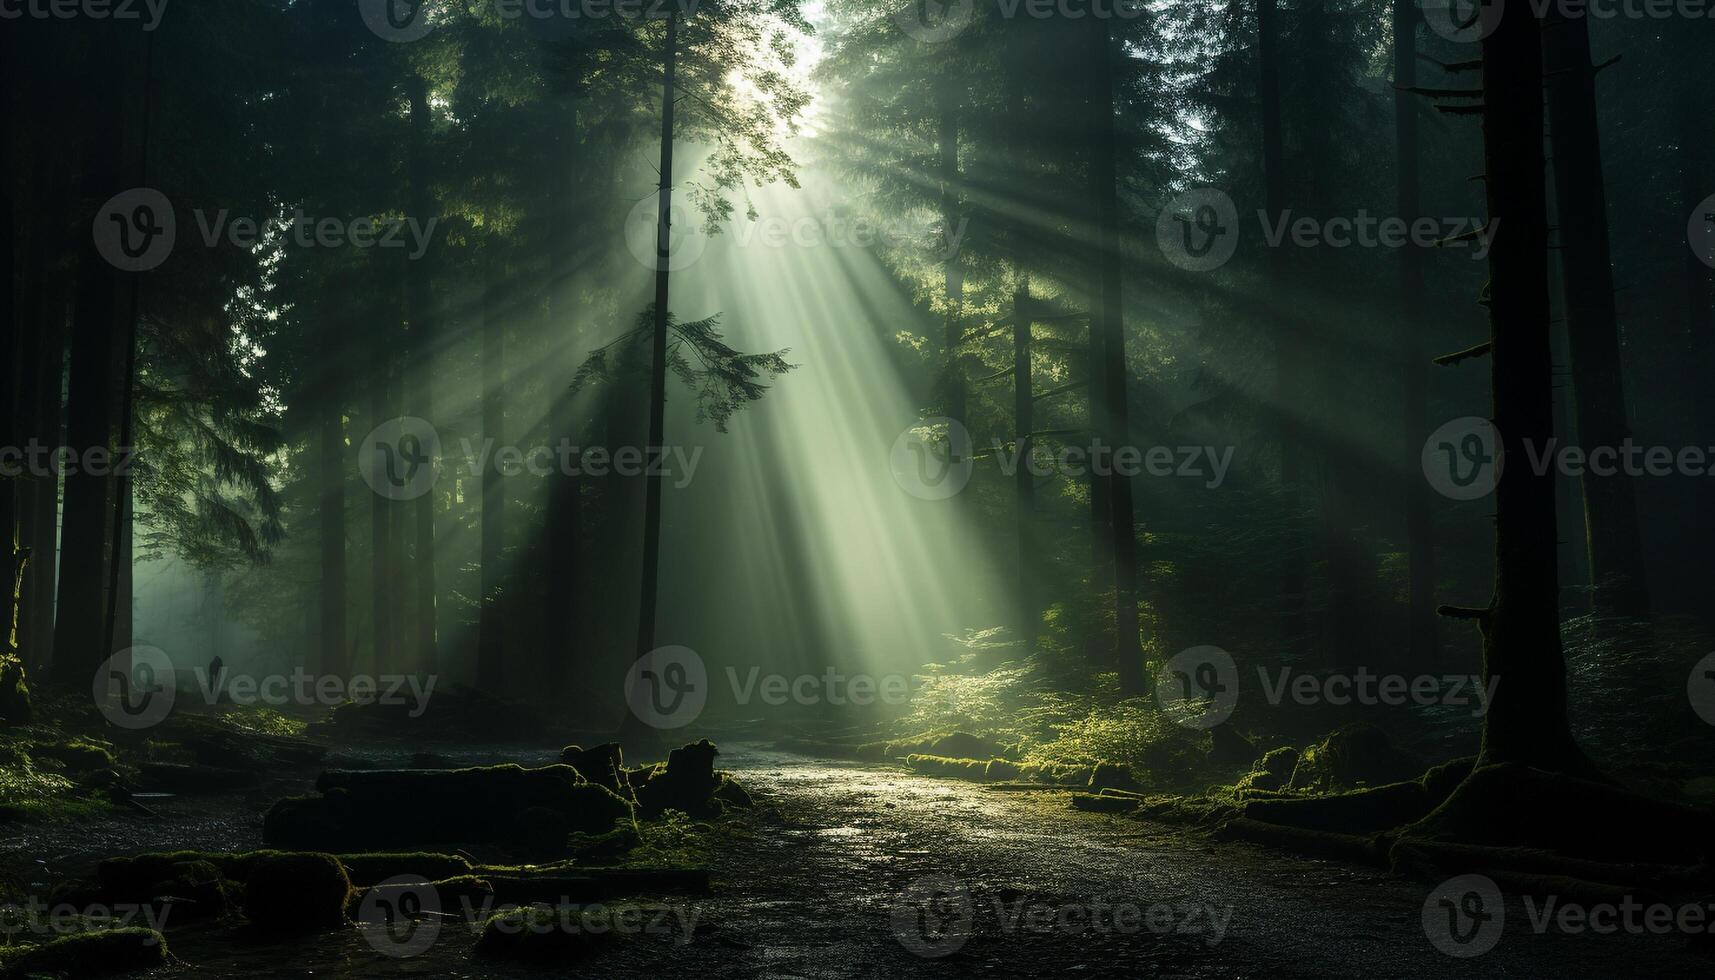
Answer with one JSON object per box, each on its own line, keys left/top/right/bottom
{"left": 7, "top": 743, "right": 1711, "bottom": 978}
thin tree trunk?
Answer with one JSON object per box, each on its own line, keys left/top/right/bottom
{"left": 0, "top": 100, "right": 16, "bottom": 659}
{"left": 1466, "top": 1, "right": 1591, "bottom": 774}
{"left": 1542, "top": 10, "right": 1649, "bottom": 618}
{"left": 1258, "top": 0, "right": 1303, "bottom": 664}
{"left": 478, "top": 258, "right": 507, "bottom": 693}
{"left": 405, "top": 77, "right": 439, "bottom": 674}
{"left": 1013, "top": 281, "right": 1036, "bottom": 649}
{"left": 540, "top": 97, "right": 582, "bottom": 703}
{"left": 1394, "top": 0, "right": 1438, "bottom": 671}
{"left": 634, "top": 10, "right": 678, "bottom": 667}
{"left": 1088, "top": 19, "right": 1143, "bottom": 695}
{"left": 938, "top": 100, "right": 966, "bottom": 444}
{"left": 369, "top": 360, "right": 395, "bottom": 676}
{"left": 318, "top": 368, "right": 347, "bottom": 678}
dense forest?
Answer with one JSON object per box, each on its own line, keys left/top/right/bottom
{"left": 1, "top": 0, "right": 1713, "bottom": 976}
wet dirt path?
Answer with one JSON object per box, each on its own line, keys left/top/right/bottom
{"left": 6, "top": 744, "right": 1709, "bottom": 977}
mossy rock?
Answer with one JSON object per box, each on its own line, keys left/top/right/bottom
{"left": 984, "top": 759, "right": 1022, "bottom": 782}
{"left": 928, "top": 732, "right": 1005, "bottom": 760}
{"left": 1287, "top": 724, "right": 1423, "bottom": 792}
{"left": 1088, "top": 763, "right": 1141, "bottom": 793}
{"left": 335, "top": 852, "right": 473, "bottom": 887}
{"left": 1071, "top": 793, "right": 1140, "bottom": 814}
{"left": 97, "top": 852, "right": 255, "bottom": 903}
{"left": 242, "top": 852, "right": 351, "bottom": 932}
{"left": 0, "top": 928, "right": 166, "bottom": 979}
{"left": 903, "top": 755, "right": 989, "bottom": 781}
{"left": 153, "top": 860, "right": 235, "bottom": 920}
{"left": 1235, "top": 747, "right": 1298, "bottom": 793}
{"left": 634, "top": 740, "right": 722, "bottom": 819}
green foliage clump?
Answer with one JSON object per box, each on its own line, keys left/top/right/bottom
{"left": 0, "top": 737, "right": 110, "bottom": 823}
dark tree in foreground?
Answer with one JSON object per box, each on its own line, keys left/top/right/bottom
{"left": 1439, "top": 3, "right": 1591, "bottom": 775}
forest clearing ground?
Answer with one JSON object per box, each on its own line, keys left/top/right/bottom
{"left": 5, "top": 744, "right": 1710, "bottom": 977}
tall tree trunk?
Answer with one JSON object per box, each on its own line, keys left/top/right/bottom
{"left": 1394, "top": 0, "right": 1438, "bottom": 671}
{"left": 318, "top": 364, "right": 347, "bottom": 678}
{"left": 1013, "top": 281, "right": 1036, "bottom": 649}
{"left": 1542, "top": 11, "right": 1649, "bottom": 619}
{"left": 51, "top": 28, "right": 127, "bottom": 687}
{"left": 405, "top": 77, "right": 439, "bottom": 675}
{"left": 19, "top": 245, "right": 66, "bottom": 674}
{"left": 536, "top": 96, "right": 582, "bottom": 704}
{"left": 1088, "top": 19, "right": 1143, "bottom": 694}
{"left": 1, "top": 83, "right": 16, "bottom": 660}
{"left": 369, "top": 358, "right": 395, "bottom": 676}
{"left": 621, "top": 11, "right": 678, "bottom": 746}
{"left": 937, "top": 99, "right": 966, "bottom": 445}
{"left": 1464, "top": 1, "right": 1591, "bottom": 774}
{"left": 1258, "top": 0, "right": 1303, "bottom": 664}
{"left": 478, "top": 258, "right": 507, "bottom": 693}
{"left": 634, "top": 10, "right": 678, "bottom": 664}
